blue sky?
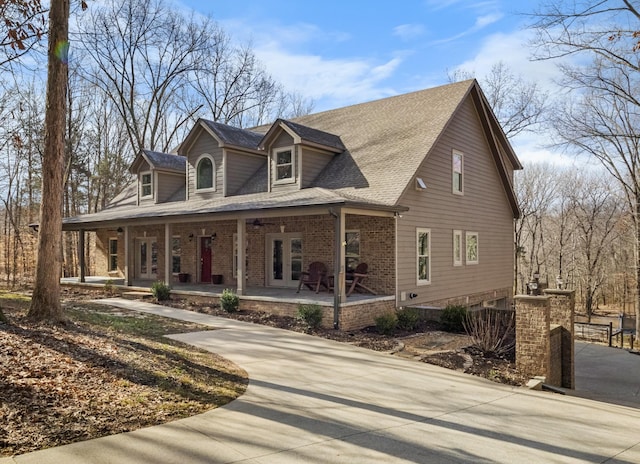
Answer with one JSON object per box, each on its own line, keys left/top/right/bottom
{"left": 178, "top": 0, "right": 567, "bottom": 164}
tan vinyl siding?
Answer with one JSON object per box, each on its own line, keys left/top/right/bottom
{"left": 186, "top": 133, "right": 223, "bottom": 200}
{"left": 225, "top": 150, "right": 266, "bottom": 196}
{"left": 396, "top": 96, "right": 513, "bottom": 306}
{"left": 156, "top": 172, "right": 184, "bottom": 203}
{"left": 301, "top": 147, "right": 332, "bottom": 188}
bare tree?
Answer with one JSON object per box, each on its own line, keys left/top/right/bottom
{"left": 0, "top": 0, "right": 46, "bottom": 71}
{"left": 514, "top": 162, "right": 559, "bottom": 293}
{"left": 75, "top": 0, "right": 217, "bottom": 154}
{"left": 448, "top": 61, "right": 548, "bottom": 138}
{"left": 530, "top": 0, "right": 640, "bottom": 334}
{"left": 569, "top": 173, "right": 622, "bottom": 319}
{"left": 27, "top": 0, "right": 70, "bottom": 322}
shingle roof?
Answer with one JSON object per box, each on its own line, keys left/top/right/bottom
{"left": 284, "top": 80, "right": 476, "bottom": 206}
{"left": 141, "top": 150, "right": 186, "bottom": 173}
{"left": 62, "top": 187, "right": 402, "bottom": 229}
{"left": 201, "top": 120, "right": 263, "bottom": 149}
{"left": 263, "top": 119, "right": 346, "bottom": 152}
{"left": 65, "top": 79, "right": 519, "bottom": 227}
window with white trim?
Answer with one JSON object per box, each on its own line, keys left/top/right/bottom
{"left": 196, "top": 155, "right": 215, "bottom": 190}
{"left": 452, "top": 151, "right": 463, "bottom": 195}
{"left": 108, "top": 238, "right": 118, "bottom": 272}
{"left": 141, "top": 172, "right": 152, "bottom": 198}
{"left": 274, "top": 148, "right": 294, "bottom": 183}
{"left": 172, "top": 236, "right": 181, "bottom": 273}
{"left": 453, "top": 230, "right": 462, "bottom": 266}
{"left": 417, "top": 228, "right": 431, "bottom": 284}
{"left": 345, "top": 230, "right": 360, "bottom": 272}
{"left": 466, "top": 231, "right": 479, "bottom": 265}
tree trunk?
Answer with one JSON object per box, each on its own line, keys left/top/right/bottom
{"left": 27, "top": 0, "right": 70, "bottom": 322}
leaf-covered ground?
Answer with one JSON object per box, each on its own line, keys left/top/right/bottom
{"left": 0, "top": 291, "right": 247, "bottom": 457}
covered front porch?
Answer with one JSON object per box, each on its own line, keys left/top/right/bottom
{"left": 62, "top": 276, "right": 396, "bottom": 331}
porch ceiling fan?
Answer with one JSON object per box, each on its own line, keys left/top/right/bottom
{"left": 249, "top": 218, "right": 276, "bottom": 228}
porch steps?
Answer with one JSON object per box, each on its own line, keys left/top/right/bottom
{"left": 121, "top": 291, "right": 153, "bottom": 300}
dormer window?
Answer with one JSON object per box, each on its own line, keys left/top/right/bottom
{"left": 275, "top": 148, "right": 294, "bottom": 183}
{"left": 141, "top": 172, "right": 152, "bottom": 198}
{"left": 196, "top": 155, "right": 215, "bottom": 191}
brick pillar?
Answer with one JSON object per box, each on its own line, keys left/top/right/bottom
{"left": 544, "top": 289, "right": 575, "bottom": 389}
{"left": 515, "top": 295, "right": 551, "bottom": 380}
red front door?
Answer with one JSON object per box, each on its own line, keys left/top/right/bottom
{"left": 200, "top": 237, "right": 212, "bottom": 283}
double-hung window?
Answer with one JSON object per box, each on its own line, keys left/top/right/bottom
{"left": 108, "top": 239, "right": 118, "bottom": 272}
{"left": 452, "top": 151, "right": 463, "bottom": 195}
{"left": 141, "top": 172, "right": 152, "bottom": 198}
{"left": 417, "top": 228, "right": 431, "bottom": 284}
{"left": 172, "top": 237, "right": 181, "bottom": 273}
{"left": 275, "top": 148, "right": 294, "bottom": 183}
{"left": 345, "top": 230, "right": 360, "bottom": 272}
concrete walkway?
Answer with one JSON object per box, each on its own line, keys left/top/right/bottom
{"left": 3, "top": 298, "right": 640, "bottom": 463}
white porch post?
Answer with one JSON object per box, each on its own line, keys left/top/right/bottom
{"left": 331, "top": 207, "right": 346, "bottom": 329}
{"left": 164, "top": 223, "right": 172, "bottom": 286}
{"left": 78, "top": 229, "right": 85, "bottom": 283}
{"left": 124, "top": 226, "right": 131, "bottom": 286}
{"left": 338, "top": 209, "right": 346, "bottom": 301}
{"left": 236, "top": 218, "right": 245, "bottom": 296}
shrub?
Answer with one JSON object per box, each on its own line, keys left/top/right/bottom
{"left": 104, "top": 279, "right": 115, "bottom": 295}
{"left": 396, "top": 308, "right": 420, "bottom": 331}
{"left": 440, "top": 304, "right": 467, "bottom": 332}
{"left": 151, "top": 281, "right": 171, "bottom": 301}
{"left": 297, "top": 304, "right": 323, "bottom": 330}
{"left": 375, "top": 312, "right": 398, "bottom": 335}
{"left": 220, "top": 288, "right": 239, "bottom": 313}
{"left": 464, "top": 308, "right": 515, "bottom": 357}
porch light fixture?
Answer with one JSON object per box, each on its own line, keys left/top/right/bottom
{"left": 116, "top": 227, "right": 123, "bottom": 237}
{"left": 211, "top": 232, "right": 217, "bottom": 241}
{"left": 188, "top": 233, "right": 194, "bottom": 242}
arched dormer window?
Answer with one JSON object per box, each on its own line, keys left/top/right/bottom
{"left": 196, "top": 155, "right": 215, "bottom": 191}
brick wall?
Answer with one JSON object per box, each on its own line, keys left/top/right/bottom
{"left": 515, "top": 295, "right": 551, "bottom": 380}
{"left": 544, "top": 289, "right": 575, "bottom": 389}
{"left": 549, "top": 325, "right": 562, "bottom": 387}
{"left": 515, "top": 290, "right": 575, "bottom": 388}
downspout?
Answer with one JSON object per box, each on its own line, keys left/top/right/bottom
{"left": 395, "top": 213, "right": 399, "bottom": 308}
{"left": 330, "top": 208, "right": 341, "bottom": 329}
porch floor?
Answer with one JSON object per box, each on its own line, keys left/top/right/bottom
{"left": 61, "top": 276, "right": 394, "bottom": 307}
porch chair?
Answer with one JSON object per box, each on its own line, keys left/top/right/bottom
{"left": 296, "top": 261, "right": 329, "bottom": 294}
{"left": 345, "top": 263, "right": 376, "bottom": 297}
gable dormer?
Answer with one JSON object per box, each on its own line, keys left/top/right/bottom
{"left": 129, "top": 150, "right": 186, "bottom": 205}
{"left": 258, "top": 119, "right": 345, "bottom": 191}
{"left": 179, "top": 119, "right": 264, "bottom": 199}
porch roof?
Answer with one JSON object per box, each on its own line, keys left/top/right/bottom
{"left": 62, "top": 187, "right": 406, "bottom": 230}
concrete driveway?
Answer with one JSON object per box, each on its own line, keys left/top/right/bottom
{"left": 4, "top": 298, "right": 640, "bottom": 463}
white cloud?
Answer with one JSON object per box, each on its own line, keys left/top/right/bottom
{"left": 393, "top": 24, "right": 426, "bottom": 41}
{"left": 255, "top": 43, "right": 402, "bottom": 109}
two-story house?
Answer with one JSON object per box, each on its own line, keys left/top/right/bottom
{"left": 63, "top": 79, "right": 522, "bottom": 330}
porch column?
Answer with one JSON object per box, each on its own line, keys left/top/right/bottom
{"left": 332, "top": 208, "right": 346, "bottom": 329}
{"left": 124, "top": 226, "right": 131, "bottom": 286}
{"left": 78, "top": 229, "right": 85, "bottom": 283}
{"left": 236, "top": 218, "right": 245, "bottom": 296}
{"left": 164, "top": 223, "right": 172, "bottom": 286}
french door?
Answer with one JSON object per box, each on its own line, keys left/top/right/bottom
{"left": 136, "top": 238, "right": 158, "bottom": 280}
{"left": 267, "top": 234, "right": 302, "bottom": 288}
